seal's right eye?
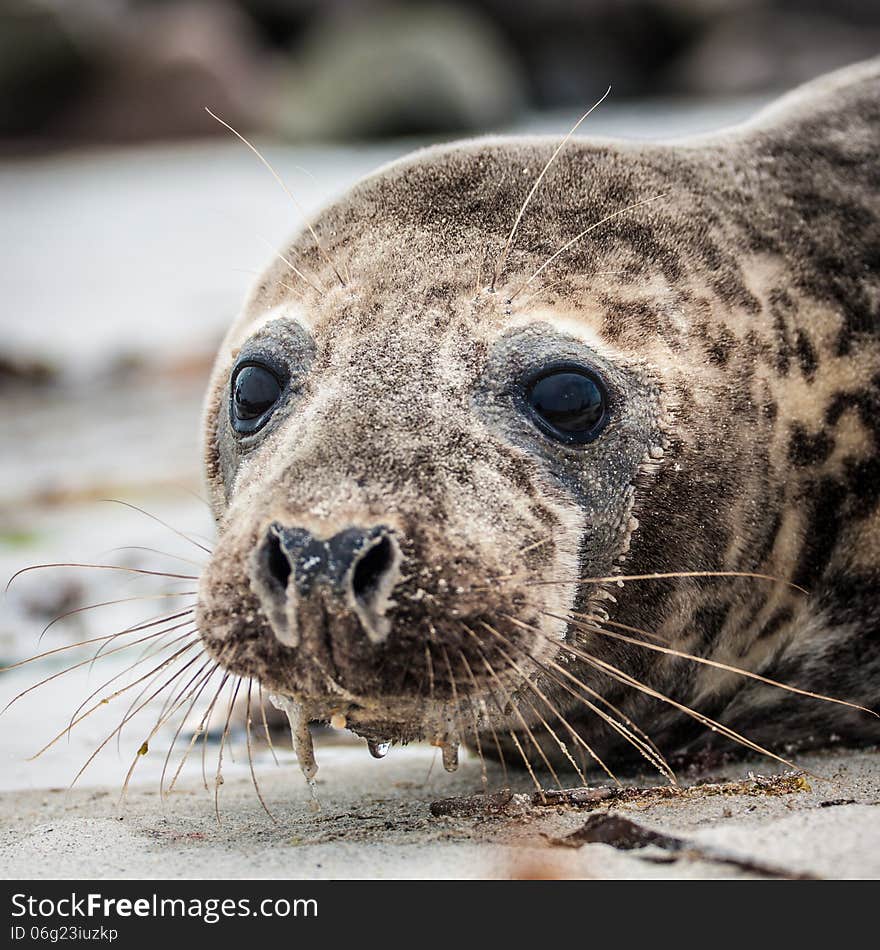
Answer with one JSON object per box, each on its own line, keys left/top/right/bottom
{"left": 230, "top": 362, "right": 284, "bottom": 434}
{"left": 524, "top": 363, "right": 609, "bottom": 445}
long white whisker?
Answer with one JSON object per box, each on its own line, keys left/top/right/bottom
{"left": 567, "top": 611, "right": 878, "bottom": 719}
{"left": 508, "top": 193, "right": 667, "bottom": 300}
{"left": 493, "top": 86, "right": 611, "bottom": 289}
{"left": 99, "top": 499, "right": 212, "bottom": 555}
{"left": 206, "top": 107, "right": 346, "bottom": 287}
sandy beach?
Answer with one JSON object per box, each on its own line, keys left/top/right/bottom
{"left": 2, "top": 742, "right": 878, "bottom": 880}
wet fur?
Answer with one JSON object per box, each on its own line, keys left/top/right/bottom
{"left": 198, "top": 58, "right": 880, "bottom": 770}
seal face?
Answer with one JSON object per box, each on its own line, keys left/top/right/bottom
{"left": 197, "top": 58, "right": 880, "bottom": 768}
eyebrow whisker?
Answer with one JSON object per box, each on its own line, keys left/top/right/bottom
{"left": 206, "top": 107, "right": 346, "bottom": 288}
{"left": 492, "top": 86, "right": 612, "bottom": 290}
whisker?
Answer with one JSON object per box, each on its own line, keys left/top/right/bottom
{"left": 276, "top": 277, "right": 308, "bottom": 297}
{"left": 464, "top": 630, "right": 543, "bottom": 793}
{"left": 478, "top": 624, "right": 609, "bottom": 787}
{"left": 201, "top": 672, "right": 233, "bottom": 791}
{"left": 566, "top": 611, "right": 878, "bottom": 719}
{"left": 479, "top": 569, "right": 810, "bottom": 596}
{"left": 492, "top": 86, "right": 611, "bottom": 289}
{"left": 458, "top": 650, "right": 508, "bottom": 786}
{"left": 2, "top": 620, "right": 196, "bottom": 714}
{"left": 464, "top": 625, "right": 560, "bottom": 791}
{"left": 0, "top": 607, "right": 195, "bottom": 674}
{"left": 30, "top": 636, "right": 199, "bottom": 758}
{"left": 501, "top": 613, "right": 674, "bottom": 783}
{"left": 506, "top": 727, "right": 544, "bottom": 796}
{"left": 468, "top": 621, "right": 562, "bottom": 788}
{"left": 516, "top": 536, "right": 554, "bottom": 557}
{"left": 95, "top": 614, "right": 198, "bottom": 704}
{"left": 259, "top": 237, "right": 327, "bottom": 297}
{"left": 572, "top": 612, "right": 670, "bottom": 644}
{"left": 119, "top": 652, "right": 209, "bottom": 801}
{"left": 38, "top": 593, "right": 196, "bottom": 644}
{"left": 167, "top": 667, "right": 230, "bottom": 794}
{"left": 246, "top": 680, "right": 277, "bottom": 821}
{"left": 99, "top": 499, "right": 213, "bottom": 555}
{"left": 214, "top": 677, "right": 242, "bottom": 824}
{"left": 110, "top": 630, "right": 201, "bottom": 754}
{"left": 508, "top": 193, "right": 667, "bottom": 301}
{"left": 7, "top": 563, "right": 197, "bottom": 591}
{"left": 175, "top": 485, "right": 214, "bottom": 514}
{"left": 141, "top": 636, "right": 206, "bottom": 746}
{"left": 512, "top": 605, "right": 677, "bottom": 761}
{"left": 107, "top": 621, "right": 198, "bottom": 724}
{"left": 542, "top": 616, "right": 809, "bottom": 775}
{"left": 109, "top": 547, "right": 206, "bottom": 569}
{"left": 87, "top": 608, "right": 197, "bottom": 672}
{"left": 257, "top": 681, "right": 279, "bottom": 767}
{"left": 206, "top": 107, "right": 346, "bottom": 288}
{"left": 512, "top": 680, "right": 588, "bottom": 786}
{"left": 160, "top": 662, "right": 219, "bottom": 798}
{"left": 68, "top": 622, "right": 198, "bottom": 737}
{"left": 63, "top": 641, "right": 202, "bottom": 787}
{"left": 452, "top": 649, "right": 490, "bottom": 792}
{"left": 515, "top": 274, "right": 631, "bottom": 311}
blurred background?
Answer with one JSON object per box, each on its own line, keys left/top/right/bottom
{"left": 0, "top": 0, "right": 877, "bottom": 792}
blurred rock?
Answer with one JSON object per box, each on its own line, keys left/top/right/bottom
{"left": 54, "top": 0, "right": 274, "bottom": 143}
{"left": 669, "top": 4, "right": 880, "bottom": 94}
{"left": 475, "top": 0, "right": 700, "bottom": 104}
{"left": 0, "top": 353, "right": 58, "bottom": 389}
{"left": 3, "top": 1, "right": 880, "bottom": 148}
{"left": 0, "top": 1, "right": 91, "bottom": 138}
{"left": 274, "top": 2, "right": 526, "bottom": 139}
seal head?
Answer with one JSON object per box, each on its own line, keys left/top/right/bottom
{"left": 197, "top": 58, "right": 880, "bottom": 762}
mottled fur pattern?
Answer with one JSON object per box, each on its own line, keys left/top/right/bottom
{"left": 198, "top": 58, "right": 880, "bottom": 769}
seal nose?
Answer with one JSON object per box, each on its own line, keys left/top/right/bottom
{"left": 250, "top": 523, "right": 402, "bottom": 647}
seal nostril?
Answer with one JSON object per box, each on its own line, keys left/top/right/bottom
{"left": 249, "top": 527, "right": 298, "bottom": 647}
{"left": 266, "top": 532, "right": 292, "bottom": 589}
{"left": 351, "top": 535, "right": 394, "bottom": 604}
{"left": 253, "top": 523, "right": 401, "bottom": 647}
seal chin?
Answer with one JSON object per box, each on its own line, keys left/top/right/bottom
{"left": 248, "top": 521, "right": 403, "bottom": 649}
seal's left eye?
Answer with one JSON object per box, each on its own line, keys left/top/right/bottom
{"left": 525, "top": 365, "right": 608, "bottom": 445}
{"left": 231, "top": 363, "right": 283, "bottom": 434}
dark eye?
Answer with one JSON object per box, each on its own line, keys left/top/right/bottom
{"left": 525, "top": 365, "right": 609, "bottom": 445}
{"left": 231, "top": 362, "right": 284, "bottom": 434}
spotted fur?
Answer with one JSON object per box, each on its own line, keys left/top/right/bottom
{"left": 198, "top": 58, "right": 880, "bottom": 770}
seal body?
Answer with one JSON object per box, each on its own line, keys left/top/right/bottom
{"left": 197, "top": 58, "right": 880, "bottom": 771}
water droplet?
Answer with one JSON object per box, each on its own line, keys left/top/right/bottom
{"left": 368, "top": 739, "right": 391, "bottom": 759}
{"left": 442, "top": 743, "right": 460, "bottom": 772}
{"left": 330, "top": 712, "right": 347, "bottom": 730}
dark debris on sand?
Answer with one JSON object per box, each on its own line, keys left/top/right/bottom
{"left": 429, "top": 771, "right": 811, "bottom": 819}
